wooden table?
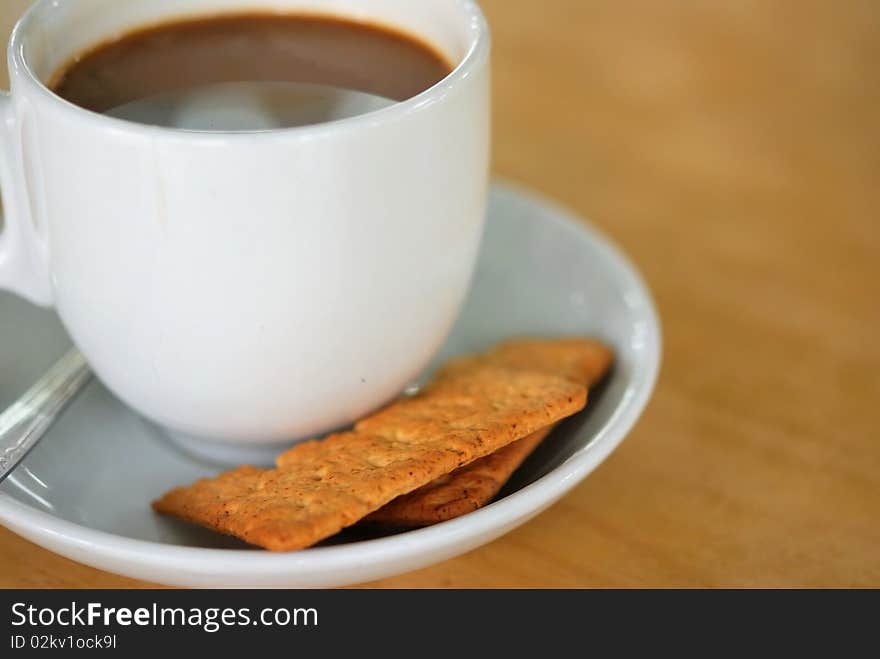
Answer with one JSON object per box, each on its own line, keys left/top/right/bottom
{"left": 1, "top": 0, "right": 877, "bottom": 588}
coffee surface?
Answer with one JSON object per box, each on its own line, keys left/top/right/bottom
{"left": 50, "top": 13, "right": 453, "bottom": 116}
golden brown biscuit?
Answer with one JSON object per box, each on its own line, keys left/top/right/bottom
{"left": 154, "top": 365, "right": 586, "bottom": 551}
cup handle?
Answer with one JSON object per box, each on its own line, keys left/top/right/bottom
{"left": 0, "top": 91, "right": 52, "bottom": 306}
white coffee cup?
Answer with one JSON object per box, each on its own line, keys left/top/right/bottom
{"left": 0, "top": 0, "right": 490, "bottom": 443}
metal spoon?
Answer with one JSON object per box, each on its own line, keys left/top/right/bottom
{"left": 0, "top": 349, "right": 91, "bottom": 483}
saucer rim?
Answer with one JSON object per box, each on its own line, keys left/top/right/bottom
{"left": 0, "top": 179, "right": 662, "bottom": 586}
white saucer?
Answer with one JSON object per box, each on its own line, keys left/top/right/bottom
{"left": 0, "top": 181, "right": 661, "bottom": 588}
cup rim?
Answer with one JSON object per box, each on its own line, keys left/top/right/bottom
{"left": 8, "top": 0, "right": 490, "bottom": 141}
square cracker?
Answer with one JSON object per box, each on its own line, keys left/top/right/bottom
{"left": 363, "top": 338, "right": 613, "bottom": 527}
{"left": 153, "top": 364, "right": 586, "bottom": 551}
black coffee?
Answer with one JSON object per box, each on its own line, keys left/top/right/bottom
{"left": 49, "top": 13, "right": 453, "bottom": 129}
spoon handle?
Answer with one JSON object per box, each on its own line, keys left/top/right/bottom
{"left": 0, "top": 348, "right": 91, "bottom": 483}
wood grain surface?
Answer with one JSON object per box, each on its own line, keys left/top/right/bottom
{"left": 1, "top": 0, "right": 877, "bottom": 588}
